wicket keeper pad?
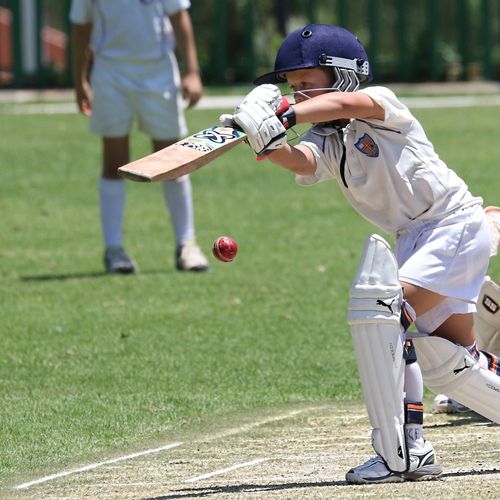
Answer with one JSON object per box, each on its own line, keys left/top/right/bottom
{"left": 348, "top": 234, "right": 408, "bottom": 472}
{"left": 413, "top": 335, "right": 500, "bottom": 424}
{"left": 474, "top": 276, "right": 500, "bottom": 354}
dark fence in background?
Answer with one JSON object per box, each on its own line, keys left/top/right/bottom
{"left": 0, "top": 0, "right": 499, "bottom": 89}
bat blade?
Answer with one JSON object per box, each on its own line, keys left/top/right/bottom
{"left": 118, "top": 126, "right": 246, "bottom": 182}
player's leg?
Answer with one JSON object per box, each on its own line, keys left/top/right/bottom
{"left": 346, "top": 234, "right": 442, "bottom": 484}
{"left": 90, "top": 57, "right": 136, "bottom": 273}
{"left": 432, "top": 203, "right": 500, "bottom": 413}
{"left": 137, "top": 59, "right": 208, "bottom": 271}
{"left": 152, "top": 140, "right": 209, "bottom": 271}
{"left": 485, "top": 205, "right": 500, "bottom": 256}
{"left": 100, "top": 136, "right": 136, "bottom": 273}
{"left": 401, "top": 208, "right": 500, "bottom": 423}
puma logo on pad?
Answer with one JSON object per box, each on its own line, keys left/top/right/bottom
{"left": 376, "top": 299, "right": 396, "bottom": 314}
{"left": 454, "top": 359, "right": 471, "bottom": 375}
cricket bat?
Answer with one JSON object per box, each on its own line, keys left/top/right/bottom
{"left": 117, "top": 98, "right": 291, "bottom": 182}
{"left": 117, "top": 126, "right": 246, "bottom": 182}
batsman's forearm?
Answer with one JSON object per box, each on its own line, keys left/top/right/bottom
{"left": 292, "top": 91, "right": 384, "bottom": 123}
{"left": 267, "top": 144, "right": 316, "bottom": 176}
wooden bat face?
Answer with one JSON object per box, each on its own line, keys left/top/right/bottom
{"left": 117, "top": 126, "right": 246, "bottom": 182}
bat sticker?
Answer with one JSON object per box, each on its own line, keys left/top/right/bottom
{"left": 192, "top": 127, "right": 244, "bottom": 144}
{"left": 179, "top": 141, "right": 214, "bottom": 153}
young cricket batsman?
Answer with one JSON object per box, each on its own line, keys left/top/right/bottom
{"left": 220, "top": 24, "right": 500, "bottom": 483}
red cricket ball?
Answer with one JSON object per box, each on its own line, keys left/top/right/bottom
{"left": 213, "top": 236, "right": 238, "bottom": 262}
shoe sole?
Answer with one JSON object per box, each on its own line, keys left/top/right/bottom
{"left": 346, "top": 465, "right": 443, "bottom": 484}
{"left": 433, "top": 403, "right": 469, "bottom": 414}
{"left": 176, "top": 264, "right": 210, "bottom": 272}
{"left": 403, "top": 463, "right": 444, "bottom": 481}
{"left": 106, "top": 263, "right": 137, "bottom": 274}
{"left": 346, "top": 472, "right": 404, "bottom": 484}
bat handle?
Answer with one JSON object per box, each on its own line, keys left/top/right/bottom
{"left": 276, "top": 96, "right": 290, "bottom": 116}
{"left": 276, "top": 96, "right": 296, "bottom": 130}
{"left": 256, "top": 97, "right": 293, "bottom": 161}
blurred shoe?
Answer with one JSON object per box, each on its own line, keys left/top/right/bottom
{"left": 433, "top": 394, "right": 469, "bottom": 414}
{"left": 176, "top": 240, "right": 209, "bottom": 271}
{"left": 104, "top": 246, "right": 137, "bottom": 274}
{"left": 346, "top": 440, "right": 442, "bottom": 484}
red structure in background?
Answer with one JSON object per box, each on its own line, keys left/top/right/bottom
{"left": 42, "top": 25, "right": 67, "bottom": 72}
{"left": 0, "top": 7, "right": 13, "bottom": 84}
{"left": 0, "top": 5, "right": 68, "bottom": 86}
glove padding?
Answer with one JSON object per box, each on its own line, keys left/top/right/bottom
{"left": 232, "top": 100, "right": 287, "bottom": 155}
{"left": 218, "top": 84, "right": 287, "bottom": 156}
{"left": 238, "top": 84, "right": 282, "bottom": 112}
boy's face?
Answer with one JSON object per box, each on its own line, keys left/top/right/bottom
{"left": 286, "top": 67, "right": 334, "bottom": 103}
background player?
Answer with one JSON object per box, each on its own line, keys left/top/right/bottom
{"left": 221, "top": 24, "right": 500, "bottom": 483}
{"left": 71, "top": 0, "right": 209, "bottom": 273}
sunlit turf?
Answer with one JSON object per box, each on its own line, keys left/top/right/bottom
{"left": 0, "top": 103, "right": 498, "bottom": 486}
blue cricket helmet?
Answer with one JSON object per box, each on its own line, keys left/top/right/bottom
{"left": 254, "top": 24, "right": 372, "bottom": 92}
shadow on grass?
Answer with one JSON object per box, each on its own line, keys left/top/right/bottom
{"left": 145, "top": 480, "right": 346, "bottom": 499}
{"left": 20, "top": 269, "right": 170, "bottom": 281}
{"left": 145, "top": 468, "right": 500, "bottom": 499}
{"left": 427, "top": 411, "right": 497, "bottom": 428}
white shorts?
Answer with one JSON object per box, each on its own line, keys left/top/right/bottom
{"left": 89, "top": 55, "right": 188, "bottom": 140}
{"left": 396, "top": 204, "right": 491, "bottom": 332}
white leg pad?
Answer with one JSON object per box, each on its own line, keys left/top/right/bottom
{"left": 348, "top": 234, "right": 408, "bottom": 472}
{"left": 413, "top": 335, "right": 500, "bottom": 424}
{"left": 474, "top": 276, "right": 500, "bottom": 353}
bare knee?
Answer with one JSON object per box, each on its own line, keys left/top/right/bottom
{"left": 401, "top": 281, "right": 446, "bottom": 317}
{"left": 102, "top": 136, "right": 129, "bottom": 178}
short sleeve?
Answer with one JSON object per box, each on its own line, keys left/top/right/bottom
{"left": 162, "top": 0, "right": 191, "bottom": 16}
{"left": 358, "top": 86, "right": 414, "bottom": 132}
{"left": 295, "top": 127, "right": 341, "bottom": 186}
{"left": 69, "top": 0, "right": 93, "bottom": 24}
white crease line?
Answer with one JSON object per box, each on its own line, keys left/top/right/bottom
{"left": 201, "top": 407, "right": 323, "bottom": 443}
{"left": 185, "top": 458, "right": 269, "bottom": 483}
{"left": 14, "top": 442, "right": 182, "bottom": 490}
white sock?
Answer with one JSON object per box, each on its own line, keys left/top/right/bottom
{"left": 404, "top": 362, "right": 424, "bottom": 403}
{"left": 162, "top": 176, "right": 195, "bottom": 245}
{"left": 99, "top": 177, "right": 125, "bottom": 248}
{"left": 404, "top": 362, "right": 425, "bottom": 449}
{"left": 405, "top": 424, "right": 424, "bottom": 448}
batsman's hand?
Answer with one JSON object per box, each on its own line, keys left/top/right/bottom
{"left": 238, "top": 84, "right": 282, "bottom": 112}
{"left": 232, "top": 100, "right": 287, "bottom": 156}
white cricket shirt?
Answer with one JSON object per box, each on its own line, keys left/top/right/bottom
{"left": 296, "top": 86, "right": 481, "bottom": 234}
{"left": 70, "top": 0, "right": 190, "bottom": 61}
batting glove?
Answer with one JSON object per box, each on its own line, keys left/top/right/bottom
{"left": 232, "top": 100, "right": 287, "bottom": 156}
{"left": 238, "top": 84, "right": 283, "bottom": 112}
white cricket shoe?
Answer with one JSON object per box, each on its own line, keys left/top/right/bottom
{"left": 433, "top": 394, "right": 469, "bottom": 414}
{"left": 176, "top": 241, "right": 209, "bottom": 272}
{"left": 345, "top": 441, "right": 442, "bottom": 484}
{"left": 104, "top": 246, "right": 137, "bottom": 274}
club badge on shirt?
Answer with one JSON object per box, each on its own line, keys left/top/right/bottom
{"left": 355, "top": 133, "right": 379, "bottom": 157}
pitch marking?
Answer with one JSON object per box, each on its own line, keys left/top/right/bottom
{"left": 14, "top": 442, "right": 182, "bottom": 490}
{"left": 185, "top": 458, "right": 269, "bottom": 483}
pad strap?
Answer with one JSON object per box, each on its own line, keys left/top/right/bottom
{"left": 405, "top": 402, "right": 424, "bottom": 425}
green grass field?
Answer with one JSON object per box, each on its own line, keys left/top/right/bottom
{"left": 1, "top": 102, "right": 499, "bottom": 488}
